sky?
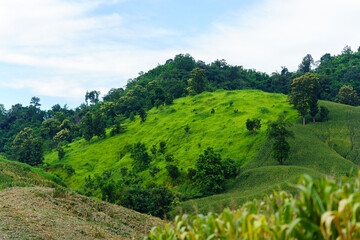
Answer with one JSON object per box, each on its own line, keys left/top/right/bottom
{"left": 0, "top": 0, "right": 360, "bottom": 110}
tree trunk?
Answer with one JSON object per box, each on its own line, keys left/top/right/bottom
{"left": 303, "top": 116, "right": 306, "bottom": 125}
{"left": 313, "top": 116, "right": 316, "bottom": 122}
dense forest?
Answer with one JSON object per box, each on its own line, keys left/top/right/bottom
{"left": 1, "top": 46, "right": 360, "bottom": 217}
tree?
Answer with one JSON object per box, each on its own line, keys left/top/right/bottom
{"left": 30, "top": 96, "right": 41, "bottom": 108}
{"left": 53, "top": 128, "right": 71, "bottom": 145}
{"left": 92, "top": 111, "right": 106, "bottom": 140}
{"left": 337, "top": 85, "right": 359, "bottom": 106}
{"left": 159, "top": 141, "right": 166, "bottom": 154}
{"left": 81, "top": 112, "right": 93, "bottom": 144}
{"left": 298, "top": 54, "right": 314, "bottom": 73}
{"left": 166, "top": 164, "right": 180, "bottom": 180}
{"left": 222, "top": 158, "right": 237, "bottom": 179}
{"left": 289, "top": 73, "right": 320, "bottom": 125}
{"left": 12, "top": 128, "right": 43, "bottom": 166}
{"left": 187, "top": 68, "right": 206, "bottom": 94}
{"left": 308, "top": 97, "right": 319, "bottom": 123}
{"left": 138, "top": 108, "right": 147, "bottom": 123}
{"left": 319, "top": 106, "right": 329, "bottom": 121}
{"left": 268, "top": 118, "right": 294, "bottom": 165}
{"left": 246, "top": 118, "right": 261, "bottom": 134}
{"left": 85, "top": 90, "right": 100, "bottom": 105}
{"left": 194, "top": 147, "right": 225, "bottom": 195}
{"left": 130, "top": 142, "right": 151, "bottom": 172}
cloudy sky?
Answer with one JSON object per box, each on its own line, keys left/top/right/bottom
{"left": 0, "top": 0, "right": 359, "bottom": 109}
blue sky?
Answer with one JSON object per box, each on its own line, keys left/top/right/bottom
{"left": 0, "top": 0, "right": 360, "bottom": 110}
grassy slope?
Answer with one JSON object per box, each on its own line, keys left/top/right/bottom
{"left": 0, "top": 157, "right": 67, "bottom": 189}
{"left": 0, "top": 158, "right": 162, "bottom": 239}
{"left": 44, "top": 90, "right": 360, "bottom": 216}
{"left": 44, "top": 90, "right": 297, "bottom": 190}
{"left": 179, "top": 100, "right": 360, "bottom": 213}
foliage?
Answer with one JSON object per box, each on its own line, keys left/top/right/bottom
{"left": 166, "top": 164, "right": 180, "bottom": 180}
{"left": 245, "top": 118, "right": 261, "bottom": 134}
{"left": 319, "top": 106, "right": 329, "bottom": 122}
{"left": 85, "top": 90, "right": 100, "bottom": 105}
{"left": 159, "top": 141, "right": 166, "bottom": 154}
{"left": 289, "top": 73, "right": 320, "bottom": 125}
{"left": 194, "top": 147, "right": 225, "bottom": 195}
{"left": 130, "top": 142, "right": 151, "bottom": 172}
{"left": 12, "top": 128, "right": 44, "bottom": 166}
{"left": 92, "top": 111, "right": 106, "bottom": 140}
{"left": 139, "top": 108, "right": 147, "bottom": 123}
{"left": 222, "top": 158, "right": 237, "bottom": 179}
{"left": 187, "top": 68, "right": 206, "bottom": 94}
{"left": 268, "top": 117, "right": 294, "bottom": 165}
{"left": 120, "top": 185, "right": 175, "bottom": 219}
{"left": 147, "top": 174, "right": 360, "bottom": 239}
{"left": 57, "top": 146, "right": 65, "bottom": 160}
{"left": 80, "top": 112, "right": 93, "bottom": 144}
{"left": 337, "top": 85, "right": 359, "bottom": 106}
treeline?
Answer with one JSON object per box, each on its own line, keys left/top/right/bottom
{"left": 1, "top": 47, "right": 360, "bottom": 164}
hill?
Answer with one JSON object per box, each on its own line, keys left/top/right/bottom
{"left": 43, "top": 89, "right": 360, "bottom": 215}
{"left": 0, "top": 157, "right": 163, "bottom": 239}
{"left": 179, "top": 100, "right": 360, "bottom": 213}
{"left": 44, "top": 90, "right": 297, "bottom": 191}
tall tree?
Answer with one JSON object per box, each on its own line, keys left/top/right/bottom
{"left": 268, "top": 117, "right": 294, "bottom": 165}
{"left": 289, "top": 73, "right": 320, "bottom": 125}
{"left": 188, "top": 68, "right": 206, "bottom": 94}
{"left": 12, "top": 128, "right": 43, "bottom": 166}
{"left": 81, "top": 112, "right": 93, "bottom": 144}
{"left": 85, "top": 90, "right": 100, "bottom": 105}
{"left": 298, "top": 54, "right": 314, "bottom": 73}
{"left": 92, "top": 111, "right": 106, "bottom": 140}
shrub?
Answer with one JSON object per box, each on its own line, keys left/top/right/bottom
{"left": 165, "top": 154, "right": 174, "bottom": 162}
{"left": 184, "top": 125, "right": 190, "bottom": 133}
{"left": 320, "top": 106, "right": 329, "bottom": 121}
{"left": 166, "top": 165, "right": 180, "bottom": 180}
{"left": 159, "top": 141, "right": 166, "bottom": 154}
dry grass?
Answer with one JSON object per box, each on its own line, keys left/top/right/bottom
{"left": 0, "top": 186, "right": 163, "bottom": 239}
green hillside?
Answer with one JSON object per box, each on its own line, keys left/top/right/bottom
{"left": 44, "top": 90, "right": 297, "bottom": 190}
{"left": 0, "top": 156, "right": 66, "bottom": 190}
{"left": 180, "top": 100, "right": 360, "bottom": 213}
{"left": 44, "top": 89, "right": 360, "bottom": 216}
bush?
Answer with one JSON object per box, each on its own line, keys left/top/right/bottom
{"left": 159, "top": 141, "right": 166, "bottom": 154}
{"left": 150, "top": 166, "right": 160, "bottom": 177}
{"left": 166, "top": 165, "right": 180, "bottom": 180}
{"left": 165, "top": 154, "right": 174, "bottom": 162}
{"left": 320, "top": 106, "right": 329, "bottom": 121}
{"left": 194, "top": 147, "right": 225, "bottom": 195}
{"left": 184, "top": 125, "right": 190, "bottom": 133}
{"left": 222, "top": 158, "right": 237, "bottom": 179}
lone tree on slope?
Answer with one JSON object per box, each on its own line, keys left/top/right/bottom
{"left": 289, "top": 73, "right": 320, "bottom": 125}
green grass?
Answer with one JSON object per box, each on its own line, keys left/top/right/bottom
{"left": 44, "top": 90, "right": 360, "bottom": 216}
{"left": 179, "top": 100, "right": 360, "bottom": 214}
{"left": 0, "top": 157, "right": 67, "bottom": 189}
{"left": 44, "top": 90, "right": 297, "bottom": 190}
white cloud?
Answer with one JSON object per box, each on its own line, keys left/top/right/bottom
{"left": 0, "top": 0, "right": 178, "bottom": 100}
{"left": 189, "top": 0, "right": 360, "bottom": 73}
{"left": 1, "top": 0, "right": 359, "bottom": 105}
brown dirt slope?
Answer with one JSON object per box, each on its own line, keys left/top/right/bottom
{"left": 0, "top": 187, "right": 163, "bottom": 239}
{"left": 0, "top": 158, "right": 163, "bottom": 239}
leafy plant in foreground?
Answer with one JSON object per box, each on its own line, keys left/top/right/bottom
{"left": 147, "top": 173, "right": 360, "bottom": 239}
